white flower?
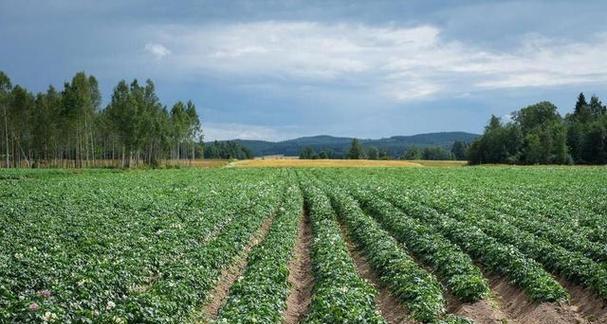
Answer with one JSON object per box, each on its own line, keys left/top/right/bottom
{"left": 42, "top": 311, "right": 57, "bottom": 322}
{"left": 106, "top": 300, "right": 116, "bottom": 310}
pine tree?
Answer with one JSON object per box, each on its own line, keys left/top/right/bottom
{"left": 486, "top": 115, "right": 501, "bottom": 131}
{"left": 366, "top": 146, "right": 379, "bottom": 160}
{"left": 589, "top": 95, "right": 606, "bottom": 117}
{"left": 347, "top": 138, "right": 364, "bottom": 159}
{"left": 451, "top": 141, "right": 468, "bottom": 160}
{"left": 574, "top": 92, "right": 591, "bottom": 122}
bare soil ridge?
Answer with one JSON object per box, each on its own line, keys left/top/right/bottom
{"left": 558, "top": 278, "right": 607, "bottom": 323}
{"left": 200, "top": 214, "right": 276, "bottom": 322}
{"left": 488, "top": 273, "right": 587, "bottom": 324}
{"left": 282, "top": 211, "right": 315, "bottom": 324}
{"left": 447, "top": 291, "right": 508, "bottom": 324}
{"left": 336, "top": 221, "right": 412, "bottom": 324}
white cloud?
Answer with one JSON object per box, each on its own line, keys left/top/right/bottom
{"left": 144, "top": 42, "right": 171, "bottom": 59}
{"left": 203, "top": 122, "right": 301, "bottom": 141}
{"left": 381, "top": 81, "right": 441, "bottom": 101}
{"left": 473, "top": 34, "right": 607, "bottom": 89}
{"left": 145, "top": 22, "right": 607, "bottom": 101}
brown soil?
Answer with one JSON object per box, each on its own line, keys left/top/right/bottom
{"left": 282, "top": 212, "right": 315, "bottom": 324}
{"left": 200, "top": 215, "right": 275, "bottom": 322}
{"left": 447, "top": 292, "right": 508, "bottom": 324}
{"left": 558, "top": 278, "right": 607, "bottom": 323}
{"left": 488, "top": 273, "right": 587, "bottom": 324}
{"left": 337, "top": 221, "right": 413, "bottom": 324}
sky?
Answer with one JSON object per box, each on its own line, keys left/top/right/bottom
{"left": 1, "top": 0, "right": 607, "bottom": 141}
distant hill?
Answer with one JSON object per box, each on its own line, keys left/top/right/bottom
{"left": 211, "top": 132, "right": 479, "bottom": 157}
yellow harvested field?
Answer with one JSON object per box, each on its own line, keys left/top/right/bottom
{"left": 189, "top": 160, "right": 230, "bottom": 168}
{"left": 164, "top": 159, "right": 230, "bottom": 168}
{"left": 413, "top": 160, "right": 468, "bottom": 167}
{"left": 230, "top": 159, "right": 425, "bottom": 168}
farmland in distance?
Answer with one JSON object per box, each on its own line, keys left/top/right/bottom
{"left": 1, "top": 166, "right": 606, "bottom": 323}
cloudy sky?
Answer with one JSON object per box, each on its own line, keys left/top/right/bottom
{"left": 1, "top": 0, "right": 607, "bottom": 141}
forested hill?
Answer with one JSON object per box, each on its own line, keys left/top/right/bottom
{"left": 221, "top": 132, "right": 479, "bottom": 157}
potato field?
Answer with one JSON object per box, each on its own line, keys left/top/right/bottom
{"left": 1, "top": 167, "right": 606, "bottom": 323}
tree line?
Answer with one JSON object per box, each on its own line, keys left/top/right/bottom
{"left": 468, "top": 93, "right": 607, "bottom": 165}
{"left": 299, "top": 138, "right": 466, "bottom": 160}
{"left": 0, "top": 70, "right": 205, "bottom": 168}
{"left": 204, "top": 140, "right": 253, "bottom": 159}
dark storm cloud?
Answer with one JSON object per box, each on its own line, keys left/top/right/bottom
{"left": 1, "top": 0, "right": 606, "bottom": 140}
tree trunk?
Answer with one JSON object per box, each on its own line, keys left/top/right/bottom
{"left": 121, "top": 146, "right": 125, "bottom": 168}
{"left": 3, "top": 105, "right": 9, "bottom": 168}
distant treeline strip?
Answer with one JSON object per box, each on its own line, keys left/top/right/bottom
{"left": 468, "top": 93, "right": 607, "bottom": 165}
{"left": 0, "top": 70, "right": 205, "bottom": 168}
{"left": 299, "top": 138, "right": 466, "bottom": 161}
{"left": 204, "top": 141, "right": 253, "bottom": 160}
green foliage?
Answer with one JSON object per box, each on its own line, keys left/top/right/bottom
{"left": 0, "top": 169, "right": 283, "bottom": 322}
{"left": 236, "top": 133, "right": 478, "bottom": 158}
{"left": 450, "top": 141, "right": 468, "bottom": 160}
{"left": 437, "top": 202, "right": 607, "bottom": 300}
{"left": 300, "top": 178, "right": 385, "bottom": 324}
{"left": 0, "top": 70, "right": 203, "bottom": 168}
{"left": 471, "top": 94, "right": 607, "bottom": 165}
{"left": 589, "top": 95, "right": 607, "bottom": 116}
{"left": 217, "top": 183, "right": 303, "bottom": 323}
{"left": 582, "top": 123, "right": 607, "bottom": 164}
{"left": 513, "top": 101, "right": 561, "bottom": 133}
{"left": 378, "top": 189, "right": 569, "bottom": 302}
{"left": 401, "top": 145, "right": 423, "bottom": 160}
{"left": 366, "top": 146, "right": 379, "bottom": 160}
{"left": 347, "top": 138, "right": 365, "bottom": 159}
{"left": 299, "top": 146, "right": 318, "bottom": 159}
{"left": 317, "top": 148, "right": 333, "bottom": 159}
{"left": 324, "top": 185, "right": 447, "bottom": 322}
{"left": 422, "top": 146, "right": 454, "bottom": 160}
{"left": 204, "top": 140, "right": 253, "bottom": 159}
{"left": 401, "top": 145, "right": 454, "bottom": 160}
{"left": 4, "top": 166, "right": 607, "bottom": 322}
{"left": 350, "top": 188, "right": 490, "bottom": 302}
{"left": 340, "top": 166, "right": 607, "bottom": 302}
{"left": 314, "top": 168, "right": 571, "bottom": 303}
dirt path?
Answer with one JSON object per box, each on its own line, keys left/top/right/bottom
{"left": 282, "top": 212, "right": 314, "bottom": 324}
{"left": 336, "top": 221, "right": 413, "bottom": 324}
{"left": 447, "top": 291, "right": 509, "bottom": 324}
{"left": 200, "top": 215, "right": 276, "bottom": 322}
{"left": 487, "top": 273, "right": 587, "bottom": 324}
{"left": 558, "top": 278, "right": 607, "bottom": 323}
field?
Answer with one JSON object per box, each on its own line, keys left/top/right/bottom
{"left": 1, "top": 166, "right": 607, "bottom": 323}
{"left": 229, "top": 158, "right": 465, "bottom": 168}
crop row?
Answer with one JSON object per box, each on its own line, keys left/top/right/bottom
{"left": 395, "top": 183, "right": 607, "bottom": 301}
{"left": 0, "top": 169, "right": 285, "bottom": 322}
{"left": 368, "top": 187, "right": 570, "bottom": 302}
{"left": 348, "top": 187, "right": 490, "bottom": 302}
{"left": 321, "top": 183, "right": 471, "bottom": 323}
{"left": 101, "top": 173, "right": 285, "bottom": 322}
{"left": 216, "top": 182, "right": 303, "bottom": 323}
{"left": 487, "top": 191, "right": 607, "bottom": 246}
{"left": 299, "top": 177, "right": 385, "bottom": 323}
{"left": 425, "top": 186, "right": 607, "bottom": 262}
{"left": 467, "top": 173, "right": 607, "bottom": 233}
{"left": 463, "top": 182, "right": 607, "bottom": 239}
{"left": 435, "top": 202, "right": 607, "bottom": 300}
{"left": 385, "top": 167, "right": 607, "bottom": 246}
{"left": 372, "top": 169, "right": 607, "bottom": 277}
{"left": 313, "top": 169, "right": 567, "bottom": 302}
{"left": 1, "top": 170, "right": 229, "bottom": 321}
{"left": 327, "top": 168, "right": 607, "bottom": 301}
